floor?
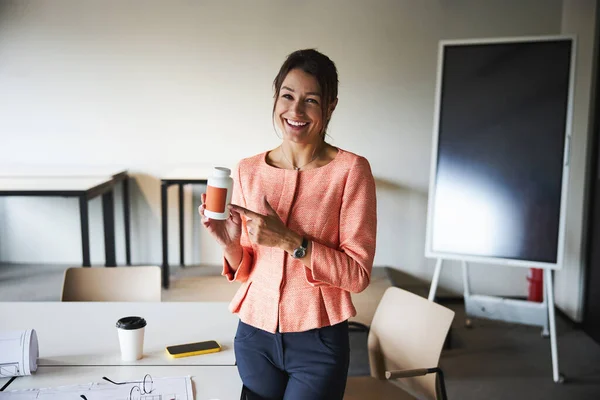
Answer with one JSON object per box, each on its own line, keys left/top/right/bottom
{"left": 1, "top": 262, "right": 600, "bottom": 399}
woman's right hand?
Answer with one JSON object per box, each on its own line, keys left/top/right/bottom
{"left": 198, "top": 193, "right": 243, "bottom": 251}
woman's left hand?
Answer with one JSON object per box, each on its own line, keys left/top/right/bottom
{"left": 229, "top": 197, "right": 297, "bottom": 249}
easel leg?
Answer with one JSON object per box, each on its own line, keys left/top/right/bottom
{"left": 429, "top": 258, "right": 452, "bottom": 349}
{"left": 462, "top": 261, "right": 471, "bottom": 297}
{"left": 545, "top": 269, "right": 564, "bottom": 383}
{"left": 462, "top": 261, "right": 473, "bottom": 328}
{"left": 428, "top": 258, "right": 443, "bottom": 301}
{"left": 542, "top": 271, "right": 550, "bottom": 337}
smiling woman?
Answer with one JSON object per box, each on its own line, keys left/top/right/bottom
{"left": 198, "top": 49, "right": 377, "bottom": 400}
{"left": 273, "top": 49, "right": 338, "bottom": 138}
{"left": 268, "top": 50, "right": 340, "bottom": 172}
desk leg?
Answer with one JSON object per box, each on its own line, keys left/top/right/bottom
{"left": 102, "top": 190, "right": 117, "bottom": 267}
{"left": 161, "top": 181, "right": 170, "bottom": 289}
{"left": 123, "top": 177, "right": 132, "bottom": 266}
{"left": 79, "top": 196, "right": 91, "bottom": 267}
{"left": 179, "top": 183, "right": 185, "bottom": 267}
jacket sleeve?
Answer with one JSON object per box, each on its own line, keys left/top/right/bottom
{"left": 304, "top": 156, "right": 377, "bottom": 293}
{"left": 222, "top": 163, "right": 254, "bottom": 282}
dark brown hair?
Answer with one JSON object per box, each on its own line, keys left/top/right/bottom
{"left": 273, "top": 49, "right": 339, "bottom": 138}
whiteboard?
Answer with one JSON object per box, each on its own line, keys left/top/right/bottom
{"left": 425, "top": 35, "right": 576, "bottom": 270}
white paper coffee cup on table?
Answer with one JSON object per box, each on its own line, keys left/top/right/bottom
{"left": 116, "top": 316, "right": 147, "bottom": 361}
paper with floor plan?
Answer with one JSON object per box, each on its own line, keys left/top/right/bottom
{"left": 0, "top": 330, "right": 38, "bottom": 378}
{"left": 0, "top": 375, "right": 195, "bottom": 400}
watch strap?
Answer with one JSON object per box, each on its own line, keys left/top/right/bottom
{"left": 300, "top": 237, "right": 308, "bottom": 250}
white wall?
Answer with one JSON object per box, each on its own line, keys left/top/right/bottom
{"left": 3, "top": 0, "right": 592, "bottom": 318}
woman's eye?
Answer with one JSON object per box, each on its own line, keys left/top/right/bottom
{"left": 282, "top": 94, "right": 293, "bottom": 100}
{"left": 306, "top": 98, "right": 319, "bottom": 104}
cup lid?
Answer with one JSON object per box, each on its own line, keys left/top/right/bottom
{"left": 116, "top": 316, "right": 147, "bottom": 330}
{"left": 213, "top": 167, "right": 231, "bottom": 177}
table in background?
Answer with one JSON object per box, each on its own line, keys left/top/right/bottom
{"left": 160, "top": 168, "right": 215, "bottom": 289}
{"left": 0, "top": 302, "right": 237, "bottom": 366}
{"left": 1, "top": 366, "right": 242, "bottom": 399}
{"left": 0, "top": 167, "right": 131, "bottom": 266}
{"left": 0, "top": 177, "right": 121, "bottom": 267}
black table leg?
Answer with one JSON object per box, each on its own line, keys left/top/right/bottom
{"left": 102, "top": 190, "right": 117, "bottom": 267}
{"left": 123, "top": 177, "right": 132, "bottom": 266}
{"left": 179, "top": 183, "right": 185, "bottom": 267}
{"left": 161, "top": 181, "right": 170, "bottom": 289}
{"left": 79, "top": 196, "right": 91, "bottom": 267}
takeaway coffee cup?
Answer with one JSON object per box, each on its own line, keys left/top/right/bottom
{"left": 116, "top": 316, "right": 147, "bottom": 361}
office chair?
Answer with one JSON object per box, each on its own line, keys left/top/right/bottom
{"left": 344, "top": 286, "right": 455, "bottom": 400}
{"left": 61, "top": 266, "right": 162, "bottom": 302}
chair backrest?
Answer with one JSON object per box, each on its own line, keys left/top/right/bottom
{"left": 61, "top": 266, "right": 161, "bottom": 302}
{"left": 368, "top": 286, "right": 455, "bottom": 400}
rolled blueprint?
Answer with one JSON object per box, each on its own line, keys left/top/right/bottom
{"left": 0, "top": 329, "right": 38, "bottom": 377}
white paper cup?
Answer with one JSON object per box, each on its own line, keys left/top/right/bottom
{"left": 116, "top": 316, "right": 147, "bottom": 361}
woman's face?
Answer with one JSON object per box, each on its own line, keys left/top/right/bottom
{"left": 274, "top": 68, "right": 325, "bottom": 145}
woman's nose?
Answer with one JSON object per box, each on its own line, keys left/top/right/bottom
{"left": 291, "top": 100, "right": 305, "bottom": 115}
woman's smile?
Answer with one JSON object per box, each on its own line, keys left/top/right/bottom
{"left": 285, "top": 118, "right": 310, "bottom": 129}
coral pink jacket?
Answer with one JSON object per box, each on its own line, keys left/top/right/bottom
{"left": 222, "top": 148, "right": 377, "bottom": 333}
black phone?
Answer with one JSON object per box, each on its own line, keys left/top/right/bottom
{"left": 165, "top": 340, "right": 221, "bottom": 358}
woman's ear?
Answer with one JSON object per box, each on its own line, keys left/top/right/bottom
{"left": 327, "top": 98, "right": 338, "bottom": 120}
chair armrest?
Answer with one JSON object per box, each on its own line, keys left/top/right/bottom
{"left": 385, "top": 368, "right": 432, "bottom": 379}
{"left": 386, "top": 367, "right": 448, "bottom": 400}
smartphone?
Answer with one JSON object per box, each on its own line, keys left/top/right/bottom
{"left": 165, "top": 340, "right": 222, "bottom": 358}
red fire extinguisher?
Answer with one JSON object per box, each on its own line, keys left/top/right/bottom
{"left": 527, "top": 268, "right": 544, "bottom": 302}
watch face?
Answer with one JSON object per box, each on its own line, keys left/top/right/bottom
{"left": 293, "top": 247, "right": 306, "bottom": 259}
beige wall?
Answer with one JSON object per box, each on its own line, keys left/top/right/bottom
{"left": 1, "top": 0, "right": 593, "bottom": 320}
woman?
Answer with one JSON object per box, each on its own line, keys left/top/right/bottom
{"left": 199, "top": 49, "right": 377, "bottom": 400}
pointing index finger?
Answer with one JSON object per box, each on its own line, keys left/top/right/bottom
{"left": 229, "top": 204, "right": 261, "bottom": 218}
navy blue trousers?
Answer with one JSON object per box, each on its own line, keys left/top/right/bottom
{"left": 234, "top": 319, "right": 350, "bottom": 400}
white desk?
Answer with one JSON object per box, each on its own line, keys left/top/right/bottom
{"left": 0, "top": 177, "right": 112, "bottom": 192}
{"left": 1, "top": 366, "right": 242, "bottom": 400}
{"left": 0, "top": 302, "right": 237, "bottom": 366}
{"left": 0, "top": 166, "right": 127, "bottom": 178}
{"left": 0, "top": 176, "right": 122, "bottom": 267}
{"left": 0, "top": 167, "right": 132, "bottom": 266}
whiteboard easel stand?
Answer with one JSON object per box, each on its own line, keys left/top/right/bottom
{"left": 428, "top": 258, "right": 565, "bottom": 384}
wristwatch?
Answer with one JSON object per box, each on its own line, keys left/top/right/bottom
{"left": 292, "top": 237, "right": 309, "bottom": 259}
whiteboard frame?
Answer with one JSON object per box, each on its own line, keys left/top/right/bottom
{"left": 425, "top": 35, "right": 577, "bottom": 270}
